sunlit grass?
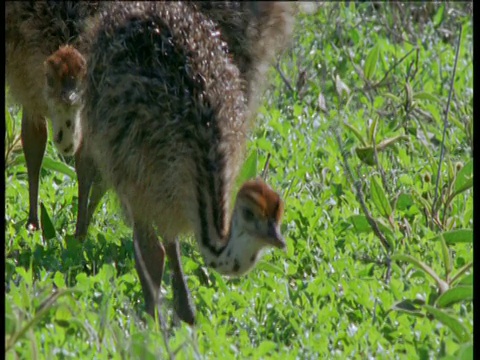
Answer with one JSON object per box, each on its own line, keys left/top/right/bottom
{"left": 5, "top": 3, "right": 473, "bottom": 359}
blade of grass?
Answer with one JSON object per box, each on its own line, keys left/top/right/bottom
{"left": 432, "top": 24, "right": 463, "bottom": 224}
{"left": 423, "top": 304, "right": 471, "bottom": 343}
{"left": 391, "top": 254, "right": 449, "bottom": 293}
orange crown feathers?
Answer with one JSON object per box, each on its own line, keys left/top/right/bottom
{"left": 237, "top": 179, "right": 284, "bottom": 223}
{"left": 44, "top": 45, "right": 86, "bottom": 80}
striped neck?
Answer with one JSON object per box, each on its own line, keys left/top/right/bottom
{"left": 196, "top": 204, "right": 266, "bottom": 276}
{"left": 194, "top": 177, "right": 285, "bottom": 277}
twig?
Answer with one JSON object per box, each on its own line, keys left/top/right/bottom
{"left": 432, "top": 24, "right": 463, "bottom": 226}
{"left": 275, "top": 62, "right": 294, "bottom": 94}
{"left": 261, "top": 153, "right": 271, "bottom": 181}
{"left": 333, "top": 125, "right": 391, "bottom": 255}
{"left": 354, "top": 253, "right": 389, "bottom": 267}
{"left": 375, "top": 47, "right": 417, "bottom": 89}
{"left": 371, "top": 118, "right": 390, "bottom": 197}
{"left": 384, "top": 256, "right": 392, "bottom": 284}
{"left": 372, "top": 298, "right": 378, "bottom": 325}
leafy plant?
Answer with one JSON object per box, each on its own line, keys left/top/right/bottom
{"left": 5, "top": 3, "right": 472, "bottom": 359}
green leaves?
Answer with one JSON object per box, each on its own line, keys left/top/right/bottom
{"left": 431, "top": 229, "right": 473, "bottom": 244}
{"left": 413, "top": 91, "right": 441, "bottom": 103}
{"left": 436, "top": 286, "right": 473, "bottom": 308}
{"left": 453, "top": 159, "right": 473, "bottom": 195}
{"left": 237, "top": 150, "right": 258, "bottom": 185}
{"left": 42, "top": 157, "right": 77, "bottom": 179}
{"left": 15, "top": 154, "right": 77, "bottom": 179}
{"left": 4, "top": 3, "right": 473, "bottom": 359}
{"left": 390, "top": 299, "right": 425, "bottom": 318}
{"left": 371, "top": 176, "right": 392, "bottom": 218}
{"left": 40, "top": 202, "right": 56, "bottom": 241}
{"left": 433, "top": 4, "right": 446, "bottom": 28}
{"left": 364, "top": 44, "right": 380, "bottom": 80}
{"left": 392, "top": 253, "right": 449, "bottom": 294}
{"left": 423, "top": 305, "right": 471, "bottom": 343}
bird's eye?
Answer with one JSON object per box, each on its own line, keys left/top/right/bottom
{"left": 243, "top": 208, "right": 255, "bottom": 222}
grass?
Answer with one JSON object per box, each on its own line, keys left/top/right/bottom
{"left": 5, "top": 3, "right": 473, "bottom": 359}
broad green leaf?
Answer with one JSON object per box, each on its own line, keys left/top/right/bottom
{"left": 436, "top": 286, "right": 473, "bottom": 308}
{"left": 364, "top": 44, "right": 380, "bottom": 80}
{"left": 371, "top": 176, "right": 392, "bottom": 218}
{"left": 396, "top": 193, "right": 414, "bottom": 211}
{"left": 14, "top": 155, "right": 77, "bottom": 179}
{"left": 433, "top": 4, "right": 445, "bottom": 28}
{"left": 16, "top": 267, "right": 33, "bottom": 288}
{"left": 413, "top": 92, "right": 441, "bottom": 103}
{"left": 40, "top": 202, "right": 56, "bottom": 241}
{"left": 348, "top": 215, "right": 371, "bottom": 233}
{"left": 405, "top": 82, "right": 413, "bottom": 108}
{"left": 431, "top": 229, "right": 473, "bottom": 244}
{"left": 376, "top": 135, "right": 409, "bottom": 151}
{"left": 452, "top": 342, "right": 473, "bottom": 360}
{"left": 55, "top": 304, "right": 72, "bottom": 327}
{"left": 97, "top": 263, "right": 116, "bottom": 282}
{"left": 451, "top": 262, "right": 473, "bottom": 287}
{"left": 349, "top": 1, "right": 356, "bottom": 13}
{"left": 256, "top": 261, "right": 284, "bottom": 276}
{"left": 347, "top": 215, "right": 394, "bottom": 239}
{"left": 392, "top": 254, "right": 448, "bottom": 293}
{"left": 390, "top": 299, "right": 425, "bottom": 318}
{"left": 75, "top": 273, "right": 90, "bottom": 292}
{"left": 454, "top": 160, "right": 473, "bottom": 194}
{"left": 423, "top": 305, "right": 471, "bottom": 343}
{"left": 355, "top": 146, "right": 375, "bottom": 166}
{"left": 211, "top": 272, "right": 229, "bottom": 293}
{"left": 53, "top": 272, "right": 66, "bottom": 288}
{"left": 453, "top": 178, "right": 473, "bottom": 198}
{"left": 437, "top": 230, "right": 452, "bottom": 278}
{"left": 237, "top": 150, "right": 257, "bottom": 185}
{"left": 368, "top": 117, "right": 378, "bottom": 145}
{"left": 42, "top": 157, "right": 77, "bottom": 179}
{"left": 256, "top": 341, "right": 278, "bottom": 357}
{"left": 384, "top": 93, "right": 402, "bottom": 103}
{"left": 344, "top": 121, "right": 368, "bottom": 146}
{"left": 457, "top": 273, "right": 473, "bottom": 286}
{"left": 356, "top": 135, "right": 409, "bottom": 166}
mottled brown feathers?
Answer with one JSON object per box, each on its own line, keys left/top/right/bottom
{"left": 195, "top": 2, "right": 296, "bottom": 118}
{"left": 82, "top": 2, "right": 247, "bottom": 238}
{"left": 6, "top": 1, "right": 101, "bottom": 113}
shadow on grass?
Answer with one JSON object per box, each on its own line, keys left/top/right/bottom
{"left": 5, "top": 232, "right": 135, "bottom": 287}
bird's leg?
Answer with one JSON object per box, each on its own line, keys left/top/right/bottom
{"left": 133, "top": 221, "right": 166, "bottom": 317}
{"left": 164, "top": 239, "right": 196, "bottom": 325}
{"left": 21, "top": 110, "right": 47, "bottom": 231}
{"left": 86, "top": 176, "right": 107, "bottom": 226}
{"left": 74, "top": 145, "right": 97, "bottom": 240}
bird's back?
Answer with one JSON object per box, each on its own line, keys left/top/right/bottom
{"left": 82, "top": 2, "right": 248, "bottom": 238}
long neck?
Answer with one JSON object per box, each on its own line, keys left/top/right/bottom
{"left": 195, "top": 197, "right": 265, "bottom": 276}
{"left": 44, "top": 94, "right": 83, "bottom": 157}
{"left": 193, "top": 156, "right": 263, "bottom": 276}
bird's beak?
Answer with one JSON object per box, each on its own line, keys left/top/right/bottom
{"left": 62, "top": 89, "right": 80, "bottom": 105}
{"left": 265, "top": 220, "right": 286, "bottom": 251}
